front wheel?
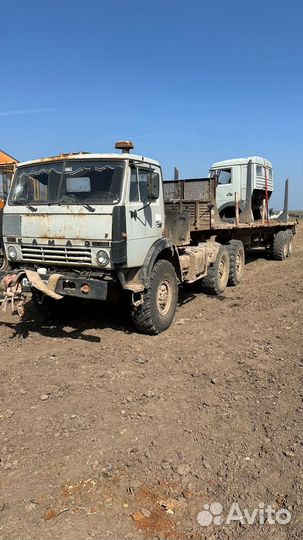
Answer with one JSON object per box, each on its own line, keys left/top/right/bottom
{"left": 131, "top": 259, "right": 178, "bottom": 335}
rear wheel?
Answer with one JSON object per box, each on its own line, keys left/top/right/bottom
{"left": 226, "top": 240, "right": 245, "bottom": 286}
{"left": 201, "top": 246, "right": 230, "bottom": 295}
{"left": 272, "top": 231, "right": 291, "bottom": 260}
{"left": 131, "top": 259, "right": 178, "bottom": 335}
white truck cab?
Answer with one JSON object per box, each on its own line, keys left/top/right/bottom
{"left": 2, "top": 145, "right": 164, "bottom": 273}
{"left": 210, "top": 156, "right": 273, "bottom": 219}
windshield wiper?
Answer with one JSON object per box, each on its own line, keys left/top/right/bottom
{"left": 11, "top": 200, "right": 38, "bottom": 211}
{"left": 60, "top": 193, "right": 95, "bottom": 212}
{"left": 82, "top": 202, "right": 95, "bottom": 212}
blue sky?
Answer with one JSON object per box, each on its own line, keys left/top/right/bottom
{"left": 1, "top": 0, "right": 302, "bottom": 208}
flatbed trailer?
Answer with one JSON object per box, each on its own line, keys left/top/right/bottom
{"left": 163, "top": 175, "right": 296, "bottom": 249}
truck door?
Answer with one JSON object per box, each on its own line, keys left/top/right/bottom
{"left": 215, "top": 167, "right": 234, "bottom": 215}
{"left": 215, "top": 166, "right": 242, "bottom": 217}
{"left": 126, "top": 164, "right": 164, "bottom": 267}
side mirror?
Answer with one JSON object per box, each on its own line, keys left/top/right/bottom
{"left": 147, "top": 172, "right": 160, "bottom": 200}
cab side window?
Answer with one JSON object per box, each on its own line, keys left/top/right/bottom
{"left": 138, "top": 169, "right": 149, "bottom": 201}
{"left": 217, "top": 168, "right": 232, "bottom": 185}
{"left": 129, "top": 168, "right": 160, "bottom": 202}
{"left": 129, "top": 168, "right": 139, "bottom": 201}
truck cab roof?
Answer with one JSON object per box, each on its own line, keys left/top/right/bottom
{"left": 17, "top": 152, "right": 161, "bottom": 168}
{"left": 211, "top": 156, "right": 272, "bottom": 168}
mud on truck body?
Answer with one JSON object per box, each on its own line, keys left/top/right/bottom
{"left": 0, "top": 141, "right": 297, "bottom": 334}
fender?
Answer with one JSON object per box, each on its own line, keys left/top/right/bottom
{"left": 218, "top": 200, "right": 245, "bottom": 216}
{"left": 139, "top": 237, "right": 178, "bottom": 288}
{"left": 117, "top": 238, "right": 174, "bottom": 293}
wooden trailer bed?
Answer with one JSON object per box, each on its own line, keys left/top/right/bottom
{"left": 163, "top": 178, "right": 297, "bottom": 247}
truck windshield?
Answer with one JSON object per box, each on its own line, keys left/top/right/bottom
{"left": 9, "top": 160, "right": 124, "bottom": 206}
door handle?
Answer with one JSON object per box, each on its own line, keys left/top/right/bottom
{"left": 226, "top": 192, "right": 233, "bottom": 196}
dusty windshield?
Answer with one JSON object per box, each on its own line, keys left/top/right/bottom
{"left": 9, "top": 163, "right": 63, "bottom": 205}
{"left": 9, "top": 160, "right": 124, "bottom": 205}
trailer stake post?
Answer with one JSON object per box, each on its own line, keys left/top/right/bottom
{"left": 277, "top": 179, "right": 289, "bottom": 223}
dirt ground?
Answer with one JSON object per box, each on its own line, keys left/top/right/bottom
{"left": 0, "top": 227, "right": 302, "bottom": 540}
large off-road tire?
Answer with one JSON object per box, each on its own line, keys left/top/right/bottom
{"left": 0, "top": 250, "right": 9, "bottom": 273}
{"left": 272, "top": 230, "right": 291, "bottom": 260}
{"left": 131, "top": 259, "right": 178, "bottom": 335}
{"left": 226, "top": 240, "right": 245, "bottom": 286}
{"left": 286, "top": 230, "right": 294, "bottom": 257}
{"left": 201, "top": 246, "right": 230, "bottom": 295}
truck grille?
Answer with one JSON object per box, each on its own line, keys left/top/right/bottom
{"left": 21, "top": 244, "right": 92, "bottom": 266}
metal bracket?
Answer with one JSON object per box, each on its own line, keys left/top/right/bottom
{"left": 131, "top": 291, "right": 144, "bottom": 307}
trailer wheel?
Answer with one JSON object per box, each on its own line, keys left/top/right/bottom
{"left": 286, "top": 230, "right": 294, "bottom": 257}
{"left": 272, "top": 230, "right": 291, "bottom": 260}
{"left": 226, "top": 240, "right": 245, "bottom": 286}
{"left": 131, "top": 259, "right": 178, "bottom": 335}
{"left": 201, "top": 246, "right": 230, "bottom": 295}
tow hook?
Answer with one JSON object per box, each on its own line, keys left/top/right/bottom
{"left": 131, "top": 291, "right": 144, "bottom": 307}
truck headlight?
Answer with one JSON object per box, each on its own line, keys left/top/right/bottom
{"left": 96, "top": 250, "right": 109, "bottom": 266}
{"left": 7, "top": 245, "right": 17, "bottom": 261}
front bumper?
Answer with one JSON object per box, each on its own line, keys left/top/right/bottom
{"left": 0, "top": 270, "right": 109, "bottom": 318}
{"left": 55, "top": 277, "right": 108, "bottom": 300}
